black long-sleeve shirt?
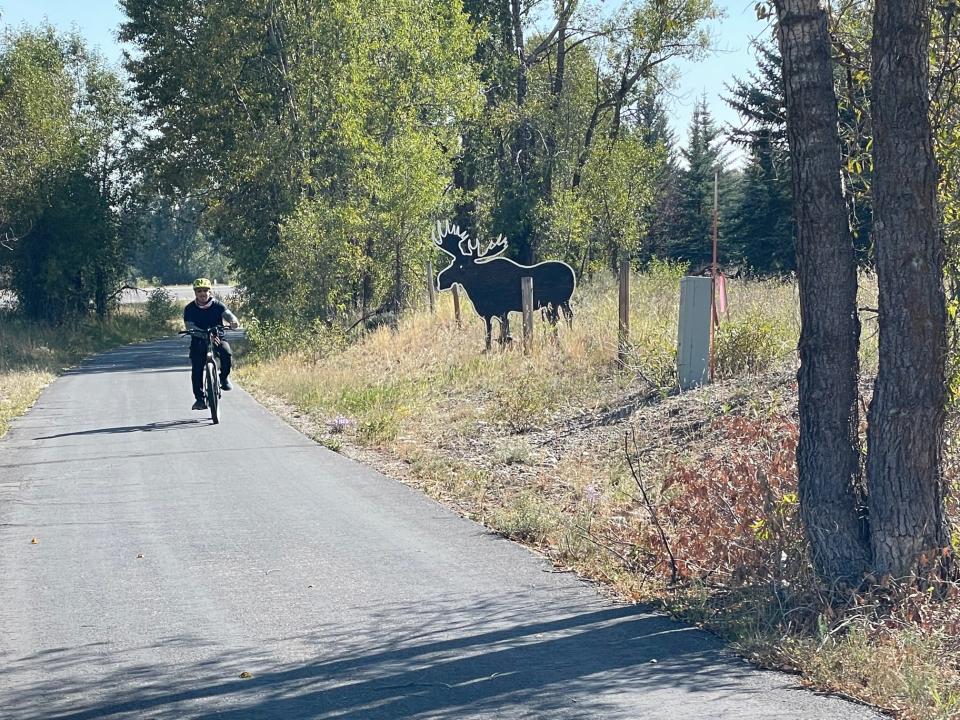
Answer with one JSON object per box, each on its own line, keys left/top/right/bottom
{"left": 183, "top": 299, "right": 237, "bottom": 330}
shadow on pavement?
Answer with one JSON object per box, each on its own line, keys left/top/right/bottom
{"left": 1, "top": 598, "right": 809, "bottom": 720}
{"left": 62, "top": 334, "right": 242, "bottom": 377}
{"left": 34, "top": 419, "right": 207, "bottom": 440}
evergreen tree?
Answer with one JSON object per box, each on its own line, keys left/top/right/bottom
{"left": 636, "top": 82, "right": 682, "bottom": 263}
{"left": 727, "top": 132, "right": 794, "bottom": 273}
{"left": 724, "top": 43, "right": 795, "bottom": 273}
{"left": 671, "top": 98, "right": 725, "bottom": 267}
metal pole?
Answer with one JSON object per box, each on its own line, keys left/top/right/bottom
{"left": 427, "top": 260, "right": 436, "bottom": 314}
{"left": 618, "top": 256, "right": 630, "bottom": 368}
{"left": 521, "top": 276, "right": 534, "bottom": 356}
{"left": 709, "top": 171, "right": 719, "bottom": 381}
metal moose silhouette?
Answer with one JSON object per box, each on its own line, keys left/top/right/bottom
{"left": 433, "top": 222, "right": 576, "bottom": 350}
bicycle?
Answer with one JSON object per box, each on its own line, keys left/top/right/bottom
{"left": 179, "top": 325, "right": 229, "bottom": 424}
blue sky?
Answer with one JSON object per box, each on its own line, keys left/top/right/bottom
{"left": 0, "top": 0, "right": 770, "bottom": 163}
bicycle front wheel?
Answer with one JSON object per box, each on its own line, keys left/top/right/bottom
{"left": 204, "top": 361, "right": 220, "bottom": 424}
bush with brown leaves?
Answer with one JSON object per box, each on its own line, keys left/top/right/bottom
{"left": 639, "top": 414, "right": 808, "bottom": 587}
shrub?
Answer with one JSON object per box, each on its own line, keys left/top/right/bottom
{"left": 145, "top": 287, "right": 180, "bottom": 327}
{"left": 491, "top": 371, "right": 553, "bottom": 433}
{"left": 714, "top": 312, "right": 793, "bottom": 378}
{"left": 487, "top": 491, "right": 558, "bottom": 543}
{"left": 635, "top": 414, "right": 807, "bottom": 587}
{"left": 244, "top": 317, "right": 347, "bottom": 360}
{"left": 644, "top": 257, "right": 688, "bottom": 289}
{"left": 356, "top": 413, "right": 402, "bottom": 444}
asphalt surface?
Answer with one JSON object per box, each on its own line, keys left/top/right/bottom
{"left": 0, "top": 337, "right": 883, "bottom": 719}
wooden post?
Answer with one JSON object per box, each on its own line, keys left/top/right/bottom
{"left": 618, "top": 256, "right": 630, "bottom": 368}
{"left": 521, "top": 276, "right": 534, "bottom": 356}
{"left": 452, "top": 284, "right": 462, "bottom": 327}
{"left": 427, "top": 260, "right": 436, "bottom": 314}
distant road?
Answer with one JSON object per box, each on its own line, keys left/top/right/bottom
{"left": 0, "top": 285, "right": 235, "bottom": 310}
{"left": 0, "top": 338, "right": 883, "bottom": 719}
{"left": 121, "top": 284, "right": 236, "bottom": 304}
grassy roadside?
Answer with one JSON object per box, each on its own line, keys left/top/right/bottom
{"left": 236, "top": 268, "right": 959, "bottom": 720}
{"left": 0, "top": 307, "right": 173, "bottom": 437}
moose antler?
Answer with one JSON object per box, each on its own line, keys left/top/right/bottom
{"left": 433, "top": 222, "right": 509, "bottom": 261}
{"left": 474, "top": 234, "right": 508, "bottom": 261}
{"left": 432, "top": 220, "right": 468, "bottom": 259}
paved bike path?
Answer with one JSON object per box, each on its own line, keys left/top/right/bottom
{"left": 0, "top": 338, "right": 881, "bottom": 719}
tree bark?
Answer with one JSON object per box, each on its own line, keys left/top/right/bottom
{"left": 773, "top": 0, "right": 870, "bottom": 585}
{"left": 867, "top": 0, "right": 950, "bottom": 578}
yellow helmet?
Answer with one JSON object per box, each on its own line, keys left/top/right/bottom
{"left": 192, "top": 277, "right": 212, "bottom": 290}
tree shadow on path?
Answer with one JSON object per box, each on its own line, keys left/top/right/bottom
{"left": 2, "top": 598, "right": 847, "bottom": 720}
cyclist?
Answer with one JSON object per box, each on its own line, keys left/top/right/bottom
{"left": 184, "top": 278, "right": 239, "bottom": 410}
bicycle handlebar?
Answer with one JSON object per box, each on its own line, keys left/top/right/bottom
{"left": 178, "top": 325, "right": 232, "bottom": 337}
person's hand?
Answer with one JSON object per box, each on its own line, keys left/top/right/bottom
{"left": 229, "top": 321, "right": 239, "bottom": 330}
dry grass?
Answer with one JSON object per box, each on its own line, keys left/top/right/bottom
{"left": 237, "top": 268, "right": 956, "bottom": 720}
{"left": 0, "top": 307, "right": 171, "bottom": 437}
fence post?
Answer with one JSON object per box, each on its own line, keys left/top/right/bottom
{"left": 427, "top": 260, "right": 436, "bottom": 314}
{"left": 452, "top": 284, "right": 462, "bottom": 327}
{"left": 521, "top": 276, "right": 534, "bottom": 356}
{"left": 618, "top": 256, "right": 630, "bottom": 368}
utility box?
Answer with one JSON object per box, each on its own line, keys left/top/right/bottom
{"left": 677, "top": 276, "right": 712, "bottom": 391}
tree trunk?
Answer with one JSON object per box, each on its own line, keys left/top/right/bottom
{"left": 543, "top": 9, "right": 567, "bottom": 203}
{"left": 95, "top": 267, "right": 107, "bottom": 319}
{"left": 773, "top": 0, "right": 870, "bottom": 585}
{"left": 361, "top": 235, "right": 375, "bottom": 317}
{"left": 867, "top": 0, "right": 950, "bottom": 578}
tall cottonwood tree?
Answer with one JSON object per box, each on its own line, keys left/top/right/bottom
{"left": 0, "top": 28, "right": 137, "bottom": 321}
{"left": 774, "top": 0, "right": 953, "bottom": 585}
{"left": 456, "top": 0, "right": 717, "bottom": 269}
{"left": 121, "top": 0, "right": 480, "bottom": 321}
{"left": 772, "top": 0, "right": 870, "bottom": 585}
{"left": 866, "top": 0, "right": 950, "bottom": 578}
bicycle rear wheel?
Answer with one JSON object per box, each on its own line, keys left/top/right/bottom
{"left": 204, "top": 361, "right": 220, "bottom": 424}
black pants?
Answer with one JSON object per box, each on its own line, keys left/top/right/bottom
{"left": 189, "top": 338, "right": 232, "bottom": 401}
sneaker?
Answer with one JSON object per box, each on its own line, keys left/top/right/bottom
{"left": 192, "top": 399, "right": 207, "bottom": 410}
{"left": 220, "top": 377, "right": 233, "bottom": 391}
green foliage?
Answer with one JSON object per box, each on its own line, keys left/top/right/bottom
{"left": 487, "top": 491, "right": 558, "bottom": 544}
{"left": 122, "top": 0, "right": 482, "bottom": 325}
{"left": 131, "top": 198, "right": 229, "bottom": 285}
{"left": 144, "top": 287, "right": 180, "bottom": 327}
{"left": 491, "top": 370, "right": 555, "bottom": 434}
{"left": 577, "top": 134, "right": 663, "bottom": 272}
{"left": 714, "top": 312, "right": 794, "bottom": 378}
{"left": 243, "top": 316, "right": 347, "bottom": 360}
{"left": 456, "top": 0, "right": 718, "bottom": 272}
{"left": 669, "top": 98, "right": 730, "bottom": 267}
{"left": 724, "top": 43, "right": 795, "bottom": 274}
{"left": 534, "top": 189, "right": 591, "bottom": 267}
{"left": 0, "top": 27, "right": 137, "bottom": 321}
{"left": 356, "top": 414, "right": 403, "bottom": 444}
{"left": 644, "top": 257, "right": 689, "bottom": 286}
